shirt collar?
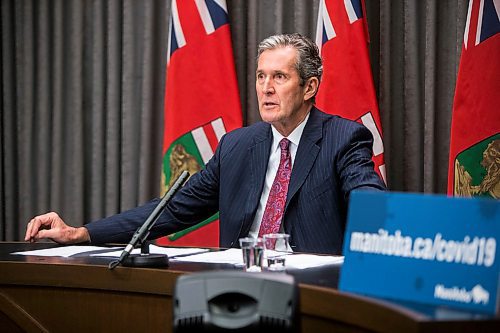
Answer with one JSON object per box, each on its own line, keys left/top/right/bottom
{"left": 270, "top": 111, "right": 311, "bottom": 151}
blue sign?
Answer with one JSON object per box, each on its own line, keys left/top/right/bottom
{"left": 339, "top": 191, "right": 500, "bottom": 314}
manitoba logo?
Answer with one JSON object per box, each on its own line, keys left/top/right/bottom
{"left": 434, "top": 284, "right": 489, "bottom": 305}
{"left": 454, "top": 134, "right": 500, "bottom": 199}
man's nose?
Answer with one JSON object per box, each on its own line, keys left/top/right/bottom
{"left": 262, "top": 77, "right": 274, "bottom": 94}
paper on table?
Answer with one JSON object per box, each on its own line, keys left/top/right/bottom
{"left": 285, "top": 254, "right": 344, "bottom": 269}
{"left": 11, "top": 246, "right": 120, "bottom": 258}
{"left": 11, "top": 245, "right": 208, "bottom": 258}
{"left": 90, "top": 245, "right": 208, "bottom": 258}
{"left": 170, "top": 248, "right": 244, "bottom": 265}
{"left": 172, "top": 248, "right": 343, "bottom": 269}
{"left": 12, "top": 245, "right": 342, "bottom": 269}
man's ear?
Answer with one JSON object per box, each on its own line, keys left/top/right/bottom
{"left": 303, "top": 77, "right": 319, "bottom": 101}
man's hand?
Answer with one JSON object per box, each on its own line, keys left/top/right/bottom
{"left": 24, "top": 212, "right": 90, "bottom": 244}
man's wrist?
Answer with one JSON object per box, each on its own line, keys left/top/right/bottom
{"left": 74, "top": 227, "right": 91, "bottom": 243}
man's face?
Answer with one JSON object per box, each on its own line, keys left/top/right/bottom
{"left": 256, "top": 47, "right": 311, "bottom": 135}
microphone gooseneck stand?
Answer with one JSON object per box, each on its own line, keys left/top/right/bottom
{"left": 108, "top": 171, "right": 190, "bottom": 269}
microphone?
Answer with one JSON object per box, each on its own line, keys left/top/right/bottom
{"left": 109, "top": 170, "right": 190, "bottom": 269}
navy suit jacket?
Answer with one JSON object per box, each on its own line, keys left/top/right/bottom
{"left": 86, "top": 107, "right": 386, "bottom": 254}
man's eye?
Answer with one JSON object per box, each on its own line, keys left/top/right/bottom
{"left": 275, "top": 74, "right": 286, "bottom": 83}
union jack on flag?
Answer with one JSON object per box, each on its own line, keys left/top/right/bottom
{"left": 463, "top": 0, "right": 500, "bottom": 48}
{"left": 167, "top": 0, "right": 229, "bottom": 62}
{"left": 316, "top": 0, "right": 365, "bottom": 49}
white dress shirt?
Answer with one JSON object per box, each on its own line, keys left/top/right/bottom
{"left": 248, "top": 112, "right": 311, "bottom": 250}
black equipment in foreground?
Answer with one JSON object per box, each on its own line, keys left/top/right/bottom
{"left": 108, "top": 170, "right": 190, "bottom": 269}
{"left": 173, "top": 271, "right": 299, "bottom": 333}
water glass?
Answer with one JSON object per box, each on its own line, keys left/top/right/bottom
{"left": 263, "top": 233, "right": 291, "bottom": 271}
{"left": 239, "top": 237, "right": 264, "bottom": 272}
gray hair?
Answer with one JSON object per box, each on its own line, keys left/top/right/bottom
{"left": 257, "top": 33, "right": 323, "bottom": 87}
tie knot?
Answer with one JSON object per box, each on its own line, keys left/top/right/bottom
{"left": 279, "top": 138, "right": 290, "bottom": 152}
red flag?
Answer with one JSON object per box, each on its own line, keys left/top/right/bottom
{"left": 448, "top": 0, "right": 500, "bottom": 198}
{"left": 159, "top": 0, "right": 242, "bottom": 246}
{"left": 315, "top": 0, "right": 386, "bottom": 183}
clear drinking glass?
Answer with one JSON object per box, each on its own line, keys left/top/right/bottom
{"left": 239, "top": 237, "right": 264, "bottom": 272}
{"left": 263, "top": 233, "right": 291, "bottom": 271}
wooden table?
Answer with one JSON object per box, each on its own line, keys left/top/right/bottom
{"left": 0, "top": 242, "right": 498, "bottom": 332}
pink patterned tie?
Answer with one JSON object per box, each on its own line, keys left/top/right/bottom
{"left": 258, "top": 138, "right": 292, "bottom": 238}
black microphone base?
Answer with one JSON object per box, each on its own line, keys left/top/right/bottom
{"left": 121, "top": 254, "right": 169, "bottom": 268}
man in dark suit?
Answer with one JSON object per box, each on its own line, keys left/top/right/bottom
{"left": 25, "top": 33, "right": 386, "bottom": 254}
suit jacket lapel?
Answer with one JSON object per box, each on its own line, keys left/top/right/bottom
{"left": 238, "top": 110, "right": 323, "bottom": 236}
{"left": 241, "top": 124, "right": 272, "bottom": 235}
{"left": 286, "top": 107, "right": 323, "bottom": 210}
